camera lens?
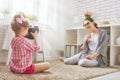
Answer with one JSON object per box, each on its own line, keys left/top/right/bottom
{"left": 25, "top": 26, "right": 39, "bottom": 39}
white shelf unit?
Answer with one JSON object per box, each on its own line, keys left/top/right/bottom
{"left": 65, "top": 27, "right": 90, "bottom": 57}
{"left": 110, "top": 25, "right": 120, "bottom": 66}
{"left": 65, "top": 29, "right": 78, "bottom": 57}
{"left": 65, "top": 24, "right": 120, "bottom": 66}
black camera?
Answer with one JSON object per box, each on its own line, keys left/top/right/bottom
{"left": 25, "top": 25, "right": 39, "bottom": 39}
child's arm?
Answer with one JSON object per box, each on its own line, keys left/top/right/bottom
{"left": 24, "top": 32, "right": 40, "bottom": 53}
{"left": 31, "top": 32, "right": 38, "bottom": 45}
{"left": 24, "top": 39, "right": 40, "bottom": 53}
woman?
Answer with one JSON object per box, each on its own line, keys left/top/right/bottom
{"left": 63, "top": 18, "right": 109, "bottom": 67}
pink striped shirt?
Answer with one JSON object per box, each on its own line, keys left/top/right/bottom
{"left": 10, "top": 37, "right": 40, "bottom": 73}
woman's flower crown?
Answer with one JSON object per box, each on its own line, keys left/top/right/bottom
{"left": 84, "top": 11, "right": 93, "bottom": 19}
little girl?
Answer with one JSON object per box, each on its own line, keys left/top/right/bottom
{"left": 10, "top": 14, "right": 50, "bottom": 74}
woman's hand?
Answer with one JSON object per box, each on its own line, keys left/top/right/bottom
{"left": 83, "top": 35, "right": 91, "bottom": 42}
{"left": 86, "top": 52, "right": 100, "bottom": 60}
{"left": 86, "top": 55, "right": 94, "bottom": 60}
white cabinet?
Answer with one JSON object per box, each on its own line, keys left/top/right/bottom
{"left": 65, "top": 24, "right": 120, "bottom": 66}
{"left": 110, "top": 24, "right": 120, "bottom": 66}
{"left": 65, "top": 27, "right": 90, "bottom": 57}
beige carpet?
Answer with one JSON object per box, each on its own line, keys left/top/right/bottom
{"left": 0, "top": 60, "right": 119, "bottom": 80}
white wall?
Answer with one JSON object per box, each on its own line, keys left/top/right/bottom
{"left": 64, "top": 0, "right": 120, "bottom": 27}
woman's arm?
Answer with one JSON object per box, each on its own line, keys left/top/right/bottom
{"left": 96, "top": 30, "right": 108, "bottom": 56}
{"left": 81, "top": 34, "right": 91, "bottom": 50}
{"left": 81, "top": 41, "right": 87, "bottom": 50}
{"left": 86, "top": 52, "right": 99, "bottom": 60}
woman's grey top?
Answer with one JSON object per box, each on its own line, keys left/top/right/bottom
{"left": 88, "top": 35, "right": 98, "bottom": 55}
{"left": 80, "top": 35, "right": 98, "bottom": 59}
{"left": 80, "top": 29, "right": 109, "bottom": 67}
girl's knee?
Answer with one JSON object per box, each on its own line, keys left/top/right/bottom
{"left": 45, "top": 62, "right": 51, "bottom": 68}
{"left": 34, "top": 62, "right": 51, "bottom": 73}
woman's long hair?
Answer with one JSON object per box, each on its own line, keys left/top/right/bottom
{"left": 84, "top": 18, "right": 98, "bottom": 28}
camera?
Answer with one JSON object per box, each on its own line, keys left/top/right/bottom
{"left": 25, "top": 25, "right": 39, "bottom": 39}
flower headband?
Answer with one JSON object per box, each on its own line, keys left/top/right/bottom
{"left": 84, "top": 11, "right": 93, "bottom": 19}
{"left": 15, "top": 15, "right": 26, "bottom": 24}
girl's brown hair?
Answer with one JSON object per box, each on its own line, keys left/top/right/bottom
{"left": 11, "top": 14, "right": 29, "bottom": 33}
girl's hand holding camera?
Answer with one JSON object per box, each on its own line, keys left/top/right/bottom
{"left": 30, "top": 31, "right": 38, "bottom": 44}
{"left": 30, "top": 31, "right": 37, "bottom": 39}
